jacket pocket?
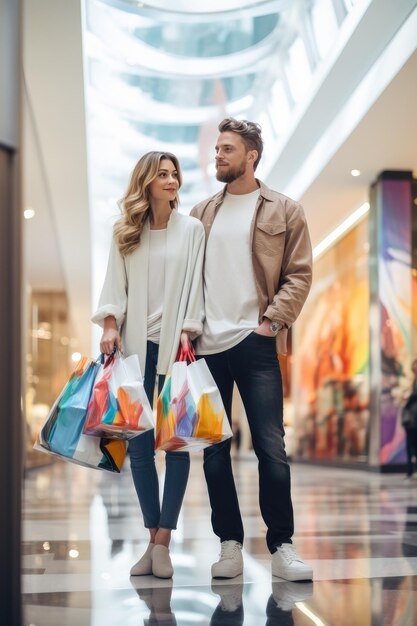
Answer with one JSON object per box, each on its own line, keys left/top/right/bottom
{"left": 255, "top": 221, "right": 286, "bottom": 256}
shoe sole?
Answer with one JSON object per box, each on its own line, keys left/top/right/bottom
{"left": 152, "top": 571, "right": 173, "bottom": 579}
{"left": 211, "top": 569, "right": 243, "bottom": 579}
{"left": 272, "top": 569, "right": 313, "bottom": 582}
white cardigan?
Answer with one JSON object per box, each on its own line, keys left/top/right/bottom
{"left": 92, "top": 210, "right": 205, "bottom": 375}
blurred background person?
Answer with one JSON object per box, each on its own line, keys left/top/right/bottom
{"left": 401, "top": 359, "right": 417, "bottom": 479}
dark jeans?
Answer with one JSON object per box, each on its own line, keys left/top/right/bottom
{"left": 202, "top": 332, "right": 294, "bottom": 553}
{"left": 128, "top": 341, "right": 190, "bottom": 529}
{"left": 405, "top": 426, "right": 417, "bottom": 476}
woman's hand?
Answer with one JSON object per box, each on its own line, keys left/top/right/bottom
{"left": 180, "top": 331, "right": 192, "bottom": 351}
{"left": 100, "top": 321, "right": 122, "bottom": 355}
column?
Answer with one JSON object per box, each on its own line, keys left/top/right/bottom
{"left": 0, "top": 0, "right": 22, "bottom": 623}
{"left": 369, "top": 170, "right": 416, "bottom": 469}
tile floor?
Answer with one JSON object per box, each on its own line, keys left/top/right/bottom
{"left": 22, "top": 455, "right": 417, "bottom": 625}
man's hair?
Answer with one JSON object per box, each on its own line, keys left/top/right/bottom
{"left": 218, "top": 118, "right": 263, "bottom": 170}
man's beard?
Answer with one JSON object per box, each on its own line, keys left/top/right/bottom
{"left": 216, "top": 161, "right": 246, "bottom": 183}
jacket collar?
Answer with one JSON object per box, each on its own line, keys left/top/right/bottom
{"left": 213, "top": 178, "right": 274, "bottom": 207}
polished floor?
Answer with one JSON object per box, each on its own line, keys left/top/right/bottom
{"left": 22, "top": 454, "right": 417, "bottom": 625}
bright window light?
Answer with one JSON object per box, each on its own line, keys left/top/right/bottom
{"left": 311, "top": 0, "right": 339, "bottom": 60}
{"left": 285, "top": 37, "right": 312, "bottom": 102}
{"left": 270, "top": 79, "right": 291, "bottom": 134}
{"left": 344, "top": 0, "right": 357, "bottom": 10}
{"left": 313, "top": 202, "right": 370, "bottom": 260}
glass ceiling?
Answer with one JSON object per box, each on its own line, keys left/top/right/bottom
{"left": 82, "top": 0, "right": 358, "bottom": 303}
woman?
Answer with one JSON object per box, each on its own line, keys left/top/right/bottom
{"left": 92, "top": 152, "right": 205, "bottom": 578}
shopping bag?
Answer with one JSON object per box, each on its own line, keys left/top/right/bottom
{"left": 156, "top": 347, "right": 232, "bottom": 452}
{"left": 34, "top": 356, "right": 126, "bottom": 473}
{"left": 84, "top": 352, "right": 155, "bottom": 440}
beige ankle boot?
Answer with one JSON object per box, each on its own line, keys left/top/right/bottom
{"left": 151, "top": 545, "right": 173, "bottom": 579}
{"left": 130, "top": 542, "right": 154, "bottom": 576}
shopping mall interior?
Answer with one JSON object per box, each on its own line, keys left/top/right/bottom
{"left": 2, "top": 0, "right": 417, "bottom": 624}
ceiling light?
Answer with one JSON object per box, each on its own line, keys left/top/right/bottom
{"left": 313, "top": 202, "right": 370, "bottom": 260}
{"left": 351, "top": 169, "right": 361, "bottom": 177}
{"left": 69, "top": 549, "right": 79, "bottom": 559}
{"left": 71, "top": 352, "right": 82, "bottom": 363}
{"left": 24, "top": 207, "right": 35, "bottom": 219}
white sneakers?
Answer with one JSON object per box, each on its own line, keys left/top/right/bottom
{"left": 130, "top": 542, "right": 173, "bottom": 578}
{"left": 211, "top": 541, "right": 313, "bottom": 582}
{"left": 211, "top": 541, "right": 244, "bottom": 578}
{"left": 271, "top": 544, "right": 313, "bottom": 581}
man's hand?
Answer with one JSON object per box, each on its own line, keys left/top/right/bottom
{"left": 254, "top": 318, "right": 277, "bottom": 337}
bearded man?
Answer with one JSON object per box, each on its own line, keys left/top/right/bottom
{"left": 191, "top": 118, "right": 313, "bottom": 582}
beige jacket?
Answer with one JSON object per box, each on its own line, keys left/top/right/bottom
{"left": 191, "top": 180, "right": 312, "bottom": 354}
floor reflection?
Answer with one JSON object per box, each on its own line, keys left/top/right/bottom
{"left": 128, "top": 577, "right": 313, "bottom": 626}
{"left": 22, "top": 459, "right": 417, "bottom": 625}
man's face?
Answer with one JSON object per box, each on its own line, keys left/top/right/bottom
{"left": 215, "top": 131, "right": 252, "bottom": 183}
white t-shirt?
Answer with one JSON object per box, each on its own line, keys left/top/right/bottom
{"left": 147, "top": 229, "right": 167, "bottom": 343}
{"left": 197, "top": 189, "right": 260, "bottom": 354}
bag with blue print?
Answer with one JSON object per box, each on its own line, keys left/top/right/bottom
{"left": 34, "top": 355, "right": 126, "bottom": 472}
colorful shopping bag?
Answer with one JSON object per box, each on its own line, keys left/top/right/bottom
{"left": 156, "top": 347, "right": 232, "bottom": 452}
{"left": 83, "top": 352, "right": 155, "bottom": 440}
{"left": 34, "top": 356, "right": 126, "bottom": 473}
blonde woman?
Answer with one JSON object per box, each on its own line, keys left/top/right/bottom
{"left": 92, "top": 152, "right": 205, "bottom": 578}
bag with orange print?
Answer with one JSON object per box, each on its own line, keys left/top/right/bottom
{"left": 83, "top": 352, "right": 155, "bottom": 440}
{"left": 155, "top": 346, "right": 232, "bottom": 452}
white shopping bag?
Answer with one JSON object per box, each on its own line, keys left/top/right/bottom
{"left": 156, "top": 354, "right": 232, "bottom": 452}
{"left": 84, "top": 353, "right": 155, "bottom": 440}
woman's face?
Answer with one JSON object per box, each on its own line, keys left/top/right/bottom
{"left": 148, "top": 159, "right": 179, "bottom": 202}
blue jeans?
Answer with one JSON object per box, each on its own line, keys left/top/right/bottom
{"left": 128, "top": 341, "right": 190, "bottom": 529}
{"left": 202, "top": 332, "right": 294, "bottom": 553}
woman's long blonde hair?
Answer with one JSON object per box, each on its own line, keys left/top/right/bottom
{"left": 114, "top": 151, "right": 182, "bottom": 256}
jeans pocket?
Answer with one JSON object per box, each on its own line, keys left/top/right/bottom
{"left": 252, "top": 331, "right": 276, "bottom": 340}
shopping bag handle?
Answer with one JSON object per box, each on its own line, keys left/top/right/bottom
{"left": 175, "top": 344, "right": 196, "bottom": 363}
{"left": 97, "top": 346, "right": 123, "bottom": 368}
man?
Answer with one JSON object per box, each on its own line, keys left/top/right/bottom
{"left": 191, "top": 118, "right": 313, "bottom": 581}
